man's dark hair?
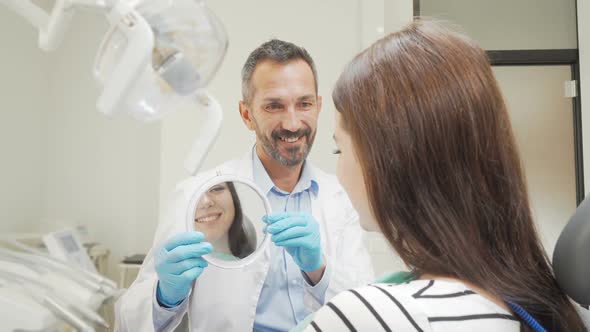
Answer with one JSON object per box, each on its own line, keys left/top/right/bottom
{"left": 241, "top": 39, "right": 318, "bottom": 103}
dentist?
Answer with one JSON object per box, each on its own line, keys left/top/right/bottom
{"left": 116, "top": 39, "right": 374, "bottom": 332}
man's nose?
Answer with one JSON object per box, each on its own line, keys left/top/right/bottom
{"left": 281, "top": 108, "right": 303, "bottom": 132}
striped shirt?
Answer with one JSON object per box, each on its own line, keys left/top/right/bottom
{"left": 304, "top": 279, "right": 521, "bottom": 332}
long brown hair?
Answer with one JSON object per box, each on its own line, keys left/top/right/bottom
{"left": 333, "top": 20, "right": 585, "bottom": 331}
{"left": 226, "top": 182, "right": 256, "bottom": 258}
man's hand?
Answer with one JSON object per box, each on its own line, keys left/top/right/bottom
{"left": 155, "top": 232, "right": 212, "bottom": 307}
{"left": 264, "top": 212, "right": 325, "bottom": 283}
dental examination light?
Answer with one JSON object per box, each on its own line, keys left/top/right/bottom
{"left": 1, "top": 0, "right": 228, "bottom": 330}
{"left": 0, "top": 0, "right": 228, "bottom": 175}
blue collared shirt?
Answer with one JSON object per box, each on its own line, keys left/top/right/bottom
{"left": 252, "top": 149, "right": 331, "bottom": 332}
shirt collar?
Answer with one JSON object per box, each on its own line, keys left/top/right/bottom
{"left": 251, "top": 145, "right": 319, "bottom": 197}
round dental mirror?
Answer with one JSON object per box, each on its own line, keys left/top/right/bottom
{"left": 186, "top": 175, "right": 270, "bottom": 268}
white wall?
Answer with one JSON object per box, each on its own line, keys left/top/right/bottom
{"left": 0, "top": 9, "right": 50, "bottom": 233}
{"left": 39, "top": 14, "right": 162, "bottom": 279}
{"left": 421, "top": 0, "right": 577, "bottom": 50}
{"left": 385, "top": 0, "right": 413, "bottom": 34}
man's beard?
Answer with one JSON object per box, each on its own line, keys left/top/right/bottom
{"left": 256, "top": 125, "right": 316, "bottom": 167}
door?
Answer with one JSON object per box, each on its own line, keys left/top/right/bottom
{"left": 493, "top": 65, "right": 576, "bottom": 256}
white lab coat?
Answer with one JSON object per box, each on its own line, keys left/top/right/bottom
{"left": 115, "top": 150, "right": 374, "bottom": 331}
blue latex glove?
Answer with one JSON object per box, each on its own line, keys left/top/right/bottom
{"left": 263, "top": 212, "right": 323, "bottom": 272}
{"left": 154, "top": 232, "right": 212, "bottom": 307}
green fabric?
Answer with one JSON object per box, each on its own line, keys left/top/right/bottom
{"left": 374, "top": 271, "right": 415, "bottom": 284}
{"left": 290, "top": 312, "right": 316, "bottom": 332}
{"left": 208, "top": 251, "right": 239, "bottom": 261}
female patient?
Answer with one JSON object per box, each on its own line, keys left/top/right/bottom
{"left": 304, "top": 21, "right": 585, "bottom": 331}
{"left": 194, "top": 182, "right": 256, "bottom": 259}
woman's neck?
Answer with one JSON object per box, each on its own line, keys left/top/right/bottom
{"left": 212, "top": 235, "right": 231, "bottom": 255}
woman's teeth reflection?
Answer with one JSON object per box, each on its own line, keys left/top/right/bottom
{"left": 196, "top": 212, "right": 222, "bottom": 223}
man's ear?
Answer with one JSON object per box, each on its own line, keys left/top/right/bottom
{"left": 239, "top": 101, "right": 255, "bottom": 130}
{"left": 317, "top": 96, "right": 323, "bottom": 114}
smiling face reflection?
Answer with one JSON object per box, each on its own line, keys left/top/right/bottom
{"left": 194, "top": 183, "right": 236, "bottom": 252}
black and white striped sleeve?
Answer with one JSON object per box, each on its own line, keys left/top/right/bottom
{"left": 304, "top": 285, "right": 431, "bottom": 332}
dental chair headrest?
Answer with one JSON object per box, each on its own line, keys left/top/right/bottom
{"left": 553, "top": 197, "right": 590, "bottom": 306}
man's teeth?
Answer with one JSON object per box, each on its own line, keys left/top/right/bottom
{"left": 280, "top": 136, "right": 300, "bottom": 143}
{"left": 197, "top": 214, "right": 220, "bottom": 223}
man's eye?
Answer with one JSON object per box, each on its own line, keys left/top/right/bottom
{"left": 332, "top": 148, "right": 341, "bottom": 155}
{"left": 265, "top": 103, "right": 283, "bottom": 111}
{"left": 299, "top": 101, "right": 315, "bottom": 109}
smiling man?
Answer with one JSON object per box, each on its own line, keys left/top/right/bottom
{"left": 241, "top": 55, "right": 318, "bottom": 169}
{"left": 117, "top": 39, "right": 374, "bottom": 332}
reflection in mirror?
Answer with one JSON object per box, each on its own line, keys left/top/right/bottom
{"left": 192, "top": 181, "right": 267, "bottom": 264}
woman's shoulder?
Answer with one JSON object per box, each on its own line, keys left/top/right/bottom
{"left": 307, "top": 282, "right": 432, "bottom": 331}
{"left": 307, "top": 280, "right": 521, "bottom": 332}
{"left": 391, "top": 279, "right": 521, "bottom": 331}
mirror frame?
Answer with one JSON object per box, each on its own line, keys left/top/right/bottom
{"left": 185, "top": 172, "right": 272, "bottom": 269}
